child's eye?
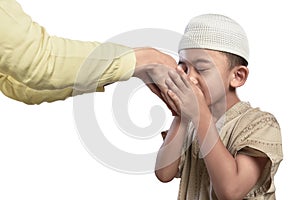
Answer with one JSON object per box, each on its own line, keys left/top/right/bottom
{"left": 197, "top": 69, "right": 207, "bottom": 73}
{"left": 195, "top": 65, "right": 208, "bottom": 73}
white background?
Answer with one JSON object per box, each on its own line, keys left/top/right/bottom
{"left": 0, "top": 0, "right": 298, "bottom": 199}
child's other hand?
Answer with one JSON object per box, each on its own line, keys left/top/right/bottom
{"left": 165, "top": 66, "right": 205, "bottom": 121}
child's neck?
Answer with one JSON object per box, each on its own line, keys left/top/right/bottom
{"left": 210, "top": 94, "right": 240, "bottom": 123}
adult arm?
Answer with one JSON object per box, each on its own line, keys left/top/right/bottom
{"left": 0, "top": 0, "right": 177, "bottom": 104}
{"left": 0, "top": 0, "right": 136, "bottom": 102}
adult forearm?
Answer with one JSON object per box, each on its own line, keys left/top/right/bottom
{"left": 0, "top": 0, "right": 135, "bottom": 91}
{"left": 0, "top": 0, "right": 137, "bottom": 104}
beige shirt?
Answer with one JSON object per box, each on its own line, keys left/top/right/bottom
{"left": 0, "top": 0, "right": 135, "bottom": 104}
{"left": 177, "top": 102, "right": 283, "bottom": 200}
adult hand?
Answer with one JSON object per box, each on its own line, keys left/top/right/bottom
{"left": 133, "top": 48, "right": 178, "bottom": 115}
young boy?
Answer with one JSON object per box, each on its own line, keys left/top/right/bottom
{"left": 155, "top": 14, "right": 283, "bottom": 200}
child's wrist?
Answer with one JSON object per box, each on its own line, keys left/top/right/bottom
{"left": 191, "top": 116, "right": 200, "bottom": 128}
{"left": 180, "top": 116, "right": 190, "bottom": 125}
{"left": 191, "top": 108, "right": 212, "bottom": 127}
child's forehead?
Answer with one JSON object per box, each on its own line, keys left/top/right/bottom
{"left": 179, "top": 49, "right": 222, "bottom": 63}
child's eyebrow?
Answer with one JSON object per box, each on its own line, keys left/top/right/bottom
{"left": 178, "top": 58, "right": 212, "bottom": 68}
{"left": 191, "top": 58, "right": 211, "bottom": 66}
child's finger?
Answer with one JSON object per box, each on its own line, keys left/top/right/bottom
{"left": 167, "top": 98, "right": 179, "bottom": 116}
{"left": 176, "top": 66, "right": 192, "bottom": 88}
{"left": 167, "top": 89, "right": 181, "bottom": 114}
{"left": 189, "top": 77, "right": 201, "bottom": 89}
{"left": 168, "top": 70, "right": 187, "bottom": 93}
{"left": 161, "top": 91, "right": 178, "bottom": 115}
{"left": 165, "top": 76, "right": 183, "bottom": 99}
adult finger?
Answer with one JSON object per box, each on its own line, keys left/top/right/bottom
{"left": 147, "top": 64, "right": 175, "bottom": 99}
{"left": 146, "top": 83, "right": 164, "bottom": 100}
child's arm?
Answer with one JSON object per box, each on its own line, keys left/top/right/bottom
{"left": 155, "top": 116, "right": 189, "bottom": 182}
{"left": 166, "top": 68, "right": 268, "bottom": 200}
{"left": 196, "top": 119, "right": 268, "bottom": 200}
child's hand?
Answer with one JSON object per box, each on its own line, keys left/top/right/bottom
{"left": 165, "top": 66, "right": 206, "bottom": 122}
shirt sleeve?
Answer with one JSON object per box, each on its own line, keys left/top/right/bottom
{"left": 0, "top": 0, "right": 136, "bottom": 104}
{"left": 232, "top": 111, "right": 283, "bottom": 198}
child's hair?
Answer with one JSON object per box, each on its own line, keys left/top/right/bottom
{"left": 221, "top": 51, "right": 248, "bottom": 69}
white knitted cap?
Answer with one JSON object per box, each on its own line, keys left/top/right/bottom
{"left": 178, "top": 14, "right": 249, "bottom": 63}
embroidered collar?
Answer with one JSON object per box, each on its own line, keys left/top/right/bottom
{"left": 215, "top": 101, "right": 251, "bottom": 132}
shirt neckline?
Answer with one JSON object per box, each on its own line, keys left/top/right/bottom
{"left": 215, "top": 101, "right": 251, "bottom": 132}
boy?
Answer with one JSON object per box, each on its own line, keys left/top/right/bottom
{"left": 155, "top": 14, "right": 283, "bottom": 199}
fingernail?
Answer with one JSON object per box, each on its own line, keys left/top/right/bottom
{"left": 167, "top": 90, "right": 174, "bottom": 96}
{"left": 177, "top": 66, "right": 183, "bottom": 72}
{"left": 190, "top": 77, "right": 198, "bottom": 84}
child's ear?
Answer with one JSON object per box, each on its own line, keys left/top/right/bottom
{"left": 230, "top": 66, "right": 249, "bottom": 88}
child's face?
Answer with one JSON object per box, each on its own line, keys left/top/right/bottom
{"left": 178, "top": 49, "right": 232, "bottom": 108}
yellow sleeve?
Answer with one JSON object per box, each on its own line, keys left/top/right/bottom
{"left": 0, "top": 0, "right": 136, "bottom": 104}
